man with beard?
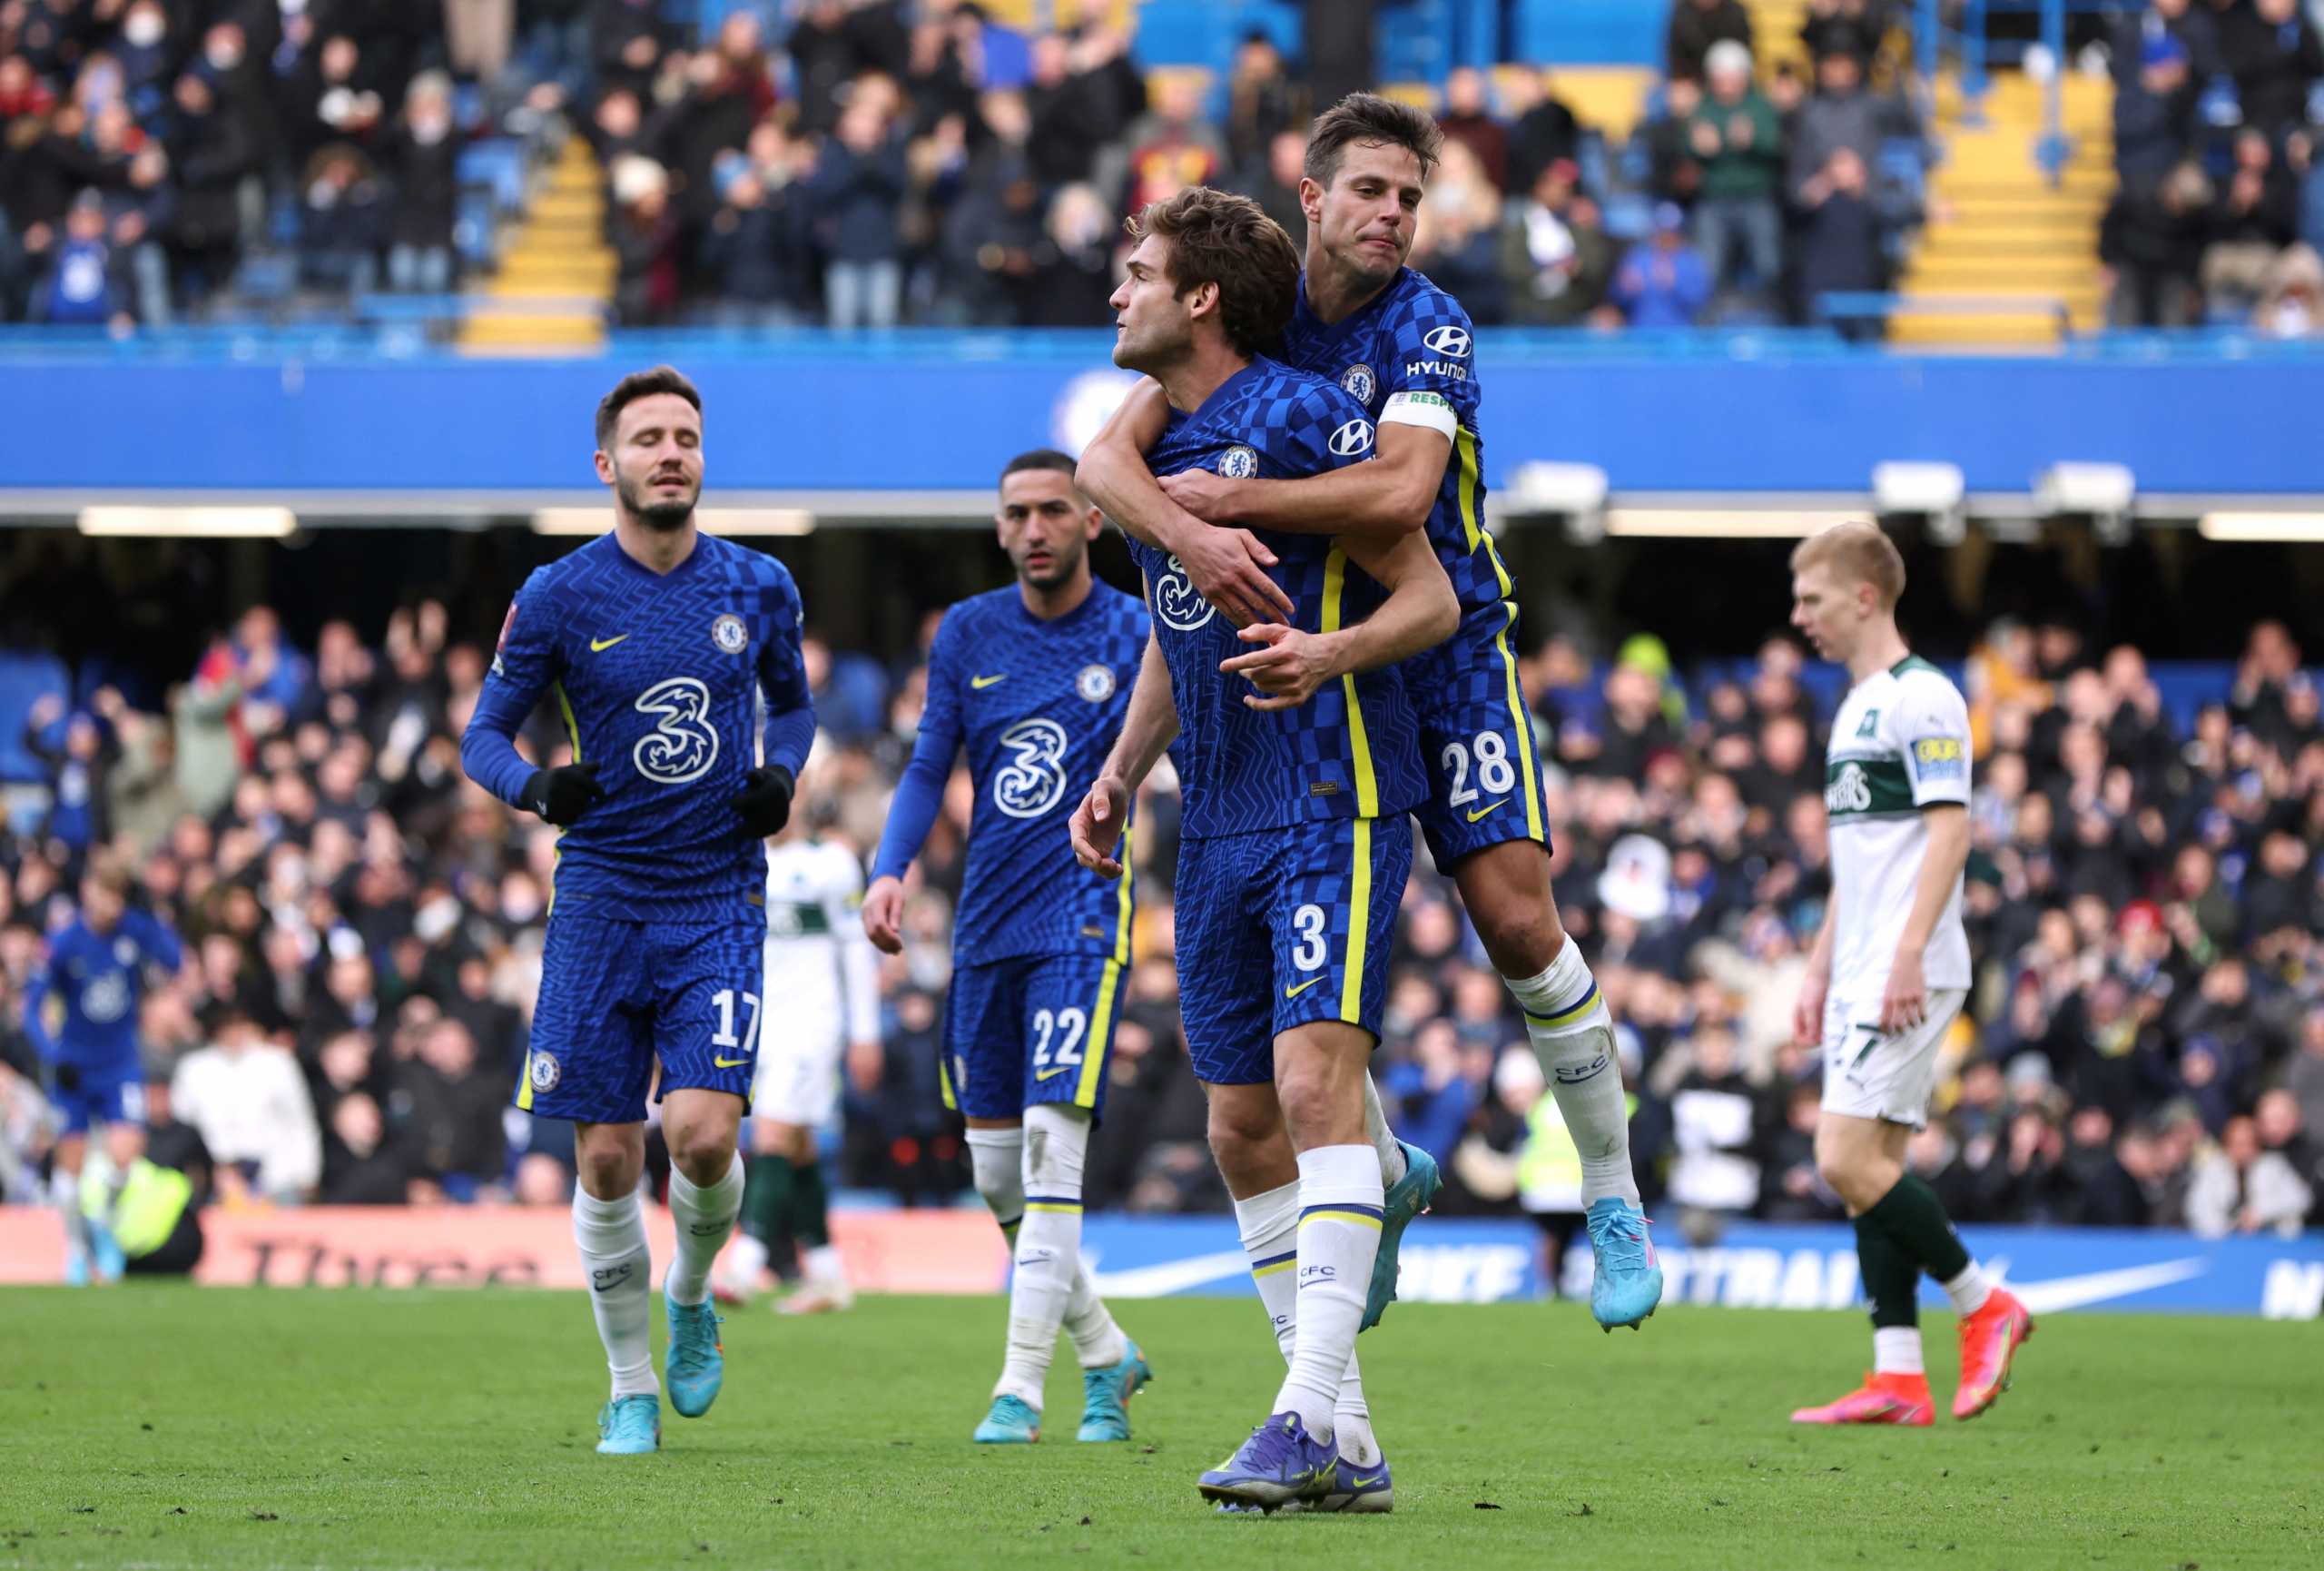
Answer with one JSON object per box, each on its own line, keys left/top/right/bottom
{"left": 861, "top": 450, "right": 1154, "bottom": 1447}
{"left": 458, "top": 367, "right": 816, "bottom": 1457}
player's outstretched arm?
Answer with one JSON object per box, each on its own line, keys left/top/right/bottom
{"left": 1222, "top": 530, "right": 1457, "bottom": 712}
{"left": 1162, "top": 420, "right": 1449, "bottom": 542}
{"left": 1072, "top": 628, "right": 1178, "bottom": 879}
{"left": 1078, "top": 380, "right": 1294, "bottom": 628}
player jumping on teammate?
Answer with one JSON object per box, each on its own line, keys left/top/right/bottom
{"left": 1070, "top": 186, "right": 1460, "bottom": 1512}
{"left": 461, "top": 366, "right": 815, "bottom": 1456}
{"left": 1786, "top": 522, "right": 2034, "bottom": 1428}
{"left": 1078, "top": 94, "right": 1660, "bottom": 1334}
{"left": 862, "top": 450, "right": 1154, "bottom": 1446}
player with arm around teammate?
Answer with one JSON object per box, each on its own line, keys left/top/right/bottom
{"left": 862, "top": 449, "right": 1155, "bottom": 1446}
{"left": 1786, "top": 522, "right": 2034, "bottom": 1428}
{"left": 459, "top": 366, "right": 815, "bottom": 1456}
{"left": 1070, "top": 186, "right": 1459, "bottom": 1512}
{"left": 1077, "top": 94, "right": 1659, "bottom": 1335}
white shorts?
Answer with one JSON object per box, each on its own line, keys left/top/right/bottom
{"left": 751, "top": 1024, "right": 843, "bottom": 1129}
{"left": 1818, "top": 989, "right": 1966, "bottom": 1129}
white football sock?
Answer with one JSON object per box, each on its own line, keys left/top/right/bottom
{"left": 1874, "top": 1327, "right": 1925, "bottom": 1377}
{"left": 572, "top": 1185, "right": 656, "bottom": 1399}
{"left": 1508, "top": 938, "right": 1640, "bottom": 1206}
{"left": 1236, "top": 1179, "right": 1380, "bottom": 1464}
{"left": 994, "top": 1105, "right": 1094, "bottom": 1406}
{"left": 52, "top": 1166, "right": 88, "bottom": 1251}
{"left": 1272, "top": 1145, "right": 1383, "bottom": 1441}
{"left": 1361, "top": 1072, "right": 1409, "bottom": 1188}
{"left": 665, "top": 1154, "right": 743, "bottom": 1307}
{"left": 969, "top": 1124, "right": 1126, "bottom": 1399}
{"left": 1942, "top": 1262, "right": 1993, "bottom": 1317}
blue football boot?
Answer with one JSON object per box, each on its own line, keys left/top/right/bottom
{"left": 973, "top": 1394, "right": 1041, "bottom": 1444}
{"left": 1278, "top": 1453, "right": 1395, "bottom": 1514}
{"left": 1196, "top": 1413, "right": 1338, "bottom": 1511}
{"left": 596, "top": 1394, "right": 661, "bottom": 1455}
{"left": 663, "top": 1293, "right": 725, "bottom": 1417}
{"left": 1360, "top": 1139, "right": 1441, "bottom": 1331}
{"left": 1076, "top": 1340, "right": 1152, "bottom": 1442}
{"left": 1586, "top": 1196, "right": 1663, "bottom": 1331}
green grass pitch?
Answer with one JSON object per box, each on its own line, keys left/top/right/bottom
{"left": 3, "top": 1288, "right": 2318, "bottom": 1570}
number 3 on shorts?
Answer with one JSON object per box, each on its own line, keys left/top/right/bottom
{"left": 1441, "top": 730, "right": 1515, "bottom": 805}
{"left": 1291, "top": 903, "right": 1328, "bottom": 972}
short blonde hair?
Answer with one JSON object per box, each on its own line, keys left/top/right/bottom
{"left": 1791, "top": 520, "right": 1905, "bottom": 609}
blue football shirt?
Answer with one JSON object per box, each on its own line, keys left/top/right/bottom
{"left": 1280, "top": 266, "right": 1511, "bottom": 622}
{"left": 460, "top": 530, "right": 816, "bottom": 922}
{"left": 1126, "top": 356, "right": 1427, "bottom": 839}
{"left": 873, "top": 580, "right": 1149, "bottom": 966}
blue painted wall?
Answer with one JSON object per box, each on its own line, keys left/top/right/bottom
{"left": 8, "top": 340, "right": 2321, "bottom": 496}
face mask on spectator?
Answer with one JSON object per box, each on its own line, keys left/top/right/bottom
{"left": 125, "top": 8, "right": 165, "bottom": 48}
{"left": 411, "top": 112, "right": 448, "bottom": 144}
{"left": 207, "top": 40, "right": 244, "bottom": 72}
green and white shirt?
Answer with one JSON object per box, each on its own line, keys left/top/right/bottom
{"left": 1824, "top": 655, "right": 1972, "bottom": 999}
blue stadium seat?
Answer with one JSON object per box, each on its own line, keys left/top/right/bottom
{"left": 1512, "top": 0, "right": 1664, "bottom": 66}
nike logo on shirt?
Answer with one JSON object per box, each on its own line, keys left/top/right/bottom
{"left": 970, "top": 674, "right": 1008, "bottom": 689}
{"left": 1285, "top": 975, "right": 1325, "bottom": 1000}
{"left": 1464, "top": 798, "right": 1508, "bottom": 824}
{"left": 590, "top": 635, "right": 630, "bottom": 652}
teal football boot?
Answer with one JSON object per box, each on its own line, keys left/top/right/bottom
{"left": 1360, "top": 1139, "right": 1441, "bottom": 1331}
{"left": 663, "top": 1292, "right": 725, "bottom": 1417}
{"left": 973, "top": 1394, "right": 1041, "bottom": 1444}
{"left": 1585, "top": 1196, "right": 1663, "bottom": 1331}
{"left": 1076, "top": 1340, "right": 1152, "bottom": 1441}
{"left": 596, "top": 1395, "right": 661, "bottom": 1455}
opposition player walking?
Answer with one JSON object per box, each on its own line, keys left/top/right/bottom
{"left": 1786, "top": 522, "right": 2034, "bottom": 1427}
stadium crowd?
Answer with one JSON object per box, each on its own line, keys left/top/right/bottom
{"left": 2, "top": 588, "right": 2319, "bottom": 1256}
{"left": 2101, "top": 0, "right": 2324, "bottom": 331}
{"left": 0, "top": 0, "right": 1961, "bottom": 332}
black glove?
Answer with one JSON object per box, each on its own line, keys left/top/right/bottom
{"left": 731, "top": 765, "right": 794, "bottom": 838}
{"left": 521, "top": 762, "right": 606, "bottom": 825}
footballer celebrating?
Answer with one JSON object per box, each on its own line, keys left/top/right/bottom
{"left": 863, "top": 450, "right": 1155, "bottom": 1446}
{"left": 461, "top": 367, "right": 815, "bottom": 1456}
{"left": 1079, "top": 94, "right": 1660, "bottom": 1334}
{"left": 1072, "top": 186, "right": 1458, "bottom": 1512}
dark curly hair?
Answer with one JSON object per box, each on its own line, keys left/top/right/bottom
{"left": 1122, "top": 186, "right": 1301, "bottom": 359}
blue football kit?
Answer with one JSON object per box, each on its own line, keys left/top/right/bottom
{"left": 1279, "top": 265, "right": 1552, "bottom": 866}
{"left": 1126, "top": 357, "right": 1423, "bottom": 1085}
{"left": 872, "top": 581, "right": 1150, "bottom": 1121}
{"left": 461, "top": 529, "right": 815, "bottom": 1123}
{"left": 25, "top": 909, "right": 182, "bottom": 1132}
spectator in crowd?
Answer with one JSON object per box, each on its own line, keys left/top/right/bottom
{"left": 2113, "top": 33, "right": 2197, "bottom": 197}
{"left": 2102, "top": 159, "right": 2212, "bottom": 328}
{"left": 1688, "top": 40, "right": 1784, "bottom": 303}
{"left": 1611, "top": 201, "right": 1712, "bottom": 328}
{"left": 170, "top": 1011, "right": 322, "bottom": 1205}
{"left": 812, "top": 94, "right": 909, "bottom": 331}
{"left": 2186, "top": 1113, "right": 2314, "bottom": 1238}
{"left": 1794, "top": 145, "right": 1887, "bottom": 335}
{"left": 1498, "top": 155, "right": 1614, "bottom": 327}
{"left": 2203, "top": 126, "right": 2301, "bottom": 319}
{"left": 1669, "top": 0, "right": 1755, "bottom": 87}
{"left": 385, "top": 73, "right": 458, "bottom": 294}
{"left": 2114, "top": 0, "right": 2224, "bottom": 88}
{"left": 1437, "top": 65, "right": 1508, "bottom": 193}
{"left": 1798, "top": 0, "right": 1891, "bottom": 68}
{"left": 1502, "top": 67, "right": 1581, "bottom": 200}
{"left": 2219, "top": 0, "right": 2323, "bottom": 141}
